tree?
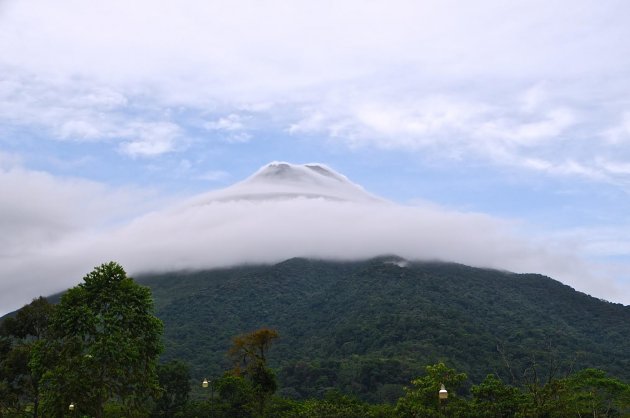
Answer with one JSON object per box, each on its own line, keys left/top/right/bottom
{"left": 152, "top": 360, "right": 191, "bottom": 417}
{"left": 228, "top": 328, "right": 279, "bottom": 416}
{"left": 38, "top": 262, "right": 163, "bottom": 418}
{"left": 297, "top": 390, "right": 397, "bottom": 418}
{"left": 215, "top": 374, "right": 257, "bottom": 417}
{"left": 0, "top": 297, "right": 55, "bottom": 417}
{"left": 229, "top": 327, "right": 279, "bottom": 374}
{"left": 559, "top": 368, "right": 630, "bottom": 417}
{"left": 0, "top": 297, "right": 55, "bottom": 341}
{"left": 396, "top": 362, "right": 469, "bottom": 417}
{"left": 470, "top": 374, "right": 525, "bottom": 417}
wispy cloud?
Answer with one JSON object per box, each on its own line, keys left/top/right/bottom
{"left": 1, "top": 1, "right": 630, "bottom": 178}
{"left": 204, "top": 114, "right": 252, "bottom": 143}
{"left": 289, "top": 92, "right": 578, "bottom": 162}
{"left": 196, "top": 170, "right": 230, "bottom": 182}
{"left": 603, "top": 112, "right": 630, "bottom": 145}
{"left": 118, "top": 122, "right": 183, "bottom": 157}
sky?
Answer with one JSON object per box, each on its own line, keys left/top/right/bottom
{"left": 1, "top": 0, "right": 630, "bottom": 314}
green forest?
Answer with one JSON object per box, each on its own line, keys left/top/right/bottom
{"left": 1, "top": 260, "right": 629, "bottom": 417}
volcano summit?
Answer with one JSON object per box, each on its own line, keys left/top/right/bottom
{"left": 189, "top": 162, "right": 382, "bottom": 204}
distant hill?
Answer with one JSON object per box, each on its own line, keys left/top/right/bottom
{"left": 136, "top": 257, "right": 630, "bottom": 402}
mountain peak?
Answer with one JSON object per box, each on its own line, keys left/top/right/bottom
{"left": 193, "top": 162, "right": 382, "bottom": 204}
{"left": 246, "top": 162, "right": 350, "bottom": 186}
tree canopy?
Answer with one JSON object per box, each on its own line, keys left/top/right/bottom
{"left": 37, "top": 261, "right": 163, "bottom": 418}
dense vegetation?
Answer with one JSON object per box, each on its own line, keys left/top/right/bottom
{"left": 1, "top": 262, "right": 163, "bottom": 417}
{"left": 1, "top": 257, "right": 629, "bottom": 417}
{"left": 140, "top": 257, "right": 630, "bottom": 401}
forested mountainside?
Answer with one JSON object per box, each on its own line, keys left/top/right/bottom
{"left": 138, "top": 257, "right": 630, "bottom": 402}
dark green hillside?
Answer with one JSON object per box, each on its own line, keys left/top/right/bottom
{"left": 137, "top": 257, "right": 630, "bottom": 402}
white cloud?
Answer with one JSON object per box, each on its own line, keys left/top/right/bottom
{"left": 353, "top": 98, "right": 483, "bottom": 144}
{"left": 519, "top": 84, "right": 548, "bottom": 112}
{"left": 478, "top": 107, "right": 576, "bottom": 146}
{"left": 0, "top": 162, "right": 173, "bottom": 313}
{"left": 1, "top": 163, "right": 628, "bottom": 315}
{"left": 118, "top": 122, "right": 183, "bottom": 157}
{"left": 503, "top": 157, "right": 608, "bottom": 182}
{"left": 58, "top": 120, "right": 103, "bottom": 140}
{"left": 598, "top": 159, "right": 630, "bottom": 176}
{"left": 204, "top": 114, "right": 252, "bottom": 143}
{"left": 603, "top": 112, "right": 630, "bottom": 144}
{"left": 0, "top": 71, "right": 184, "bottom": 155}
{"left": 1, "top": 0, "right": 629, "bottom": 177}
{"left": 204, "top": 114, "right": 247, "bottom": 132}
{"left": 1, "top": 0, "right": 628, "bottom": 110}
{"left": 289, "top": 93, "right": 578, "bottom": 162}
{"left": 0, "top": 164, "right": 163, "bottom": 256}
{"left": 196, "top": 170, "right": 230, "bottom": 182}
{"left": 3, "top": 0, "right": 628, "bottom": 92}
{"left": 289, "top": 96, "right": 486, "bottom": 150}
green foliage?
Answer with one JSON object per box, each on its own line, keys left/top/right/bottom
{"left": 1, "top": 296, "right": 55, "bottom": 340}
{"left": 396, "top": 362, "right": 468, "bottom": 417}
{"left": 556, "top": 368, "right": 630, "bottom": 417}
{"left": 3, "top": 257, "right": 630, "bottom": 416}
{"left": 228, "top": 328, "right": 280, "bottom": 416}
{"left": 136, "top": 257, "right": 630, "bottom": 402}
{"left": 229, "top": 328, "right": 279, "bottom": 377}
{"left": 470, "top": 367, "right": 630, "bottom": 417}
{"left": 37, "top": 262, "right": 163, "bottom": 418}
{"left": 214, "top": 374, "right": 256, "bottom": 417}
{"left": 470, "top": 374, "right": 525, "bottom": 417}
{"left": 152, "top": 360, "right": 191, "bottom": 417}
{"left": 0, "top": 297, "right": 55, "bottom": 417}
{"left": 296, "top": 391, "right": 397, "bottom": 418}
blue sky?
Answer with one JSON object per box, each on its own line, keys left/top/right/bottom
{"left": 1, "top": 0, "right": 630, "bottom": 311}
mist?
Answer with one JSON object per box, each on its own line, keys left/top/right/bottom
{"left": 1, "top": 174, "right": 625, "bottom": 315}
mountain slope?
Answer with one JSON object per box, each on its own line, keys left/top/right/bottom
{"left": 138, "top": 257, "right": 630, "bottom": 401}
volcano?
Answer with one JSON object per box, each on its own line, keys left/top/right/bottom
{"left": 188, "top": 162, "right": 383, "bottom": 204}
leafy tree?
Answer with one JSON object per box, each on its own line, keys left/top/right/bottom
{"left": 152, "top": 360, "right": 191, "bottom": 417}
{"left": 296, "top": 391, "right": 396, "bottom": 418}
{"left": 38, "top": 262, "right": 163, "bottom": 418}
{"left": 470, "top": 374, "right": 525, "bottom": 417}
{"left": 1, "top": 297, "right": 55, "bottom": 341}
{"left": 396, "top": 362, "right": 469, "bottom": 417}
{"left": 215, "top": 374, "right": 257, "bottom": 417}
{"left": 559, "top": 368, "right": 630, "bottom": 417}
{"left": 229, "top": 328, "right": 279, "bottom": 416}
{"left": 229, "top": 327, "right": 279, "bottom": 375}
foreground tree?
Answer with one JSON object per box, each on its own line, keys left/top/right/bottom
{"left": 37, "top": 262, "right": 163, "bottom": 418}
{"left": 556, "top": 368, "right": 630, "bottom": 417}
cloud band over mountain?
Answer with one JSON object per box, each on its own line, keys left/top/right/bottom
{"left": 1, "top": 162, "right": 625, "bottom": 315}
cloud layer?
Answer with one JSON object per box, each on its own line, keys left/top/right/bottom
{"left": 1, "top": 0, "right": 630, "bottom": 183}
{"left": 1, "top": 162, "right": 628, "bottom": 315}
